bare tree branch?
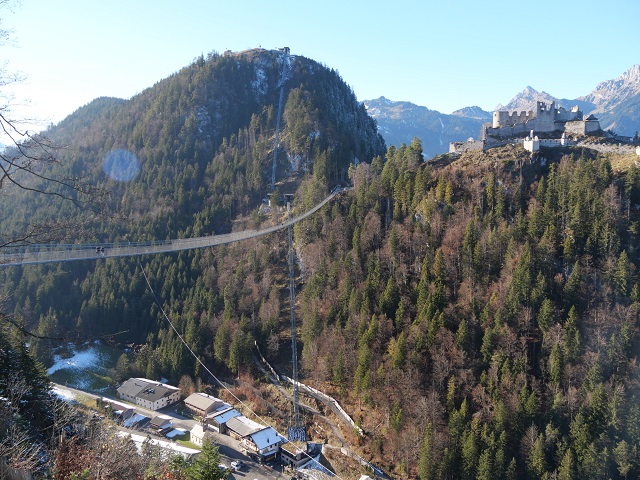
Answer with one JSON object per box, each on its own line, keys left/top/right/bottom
{"left": 0, "top": 375, "right": 45, "bottom": 472}
{"left": 0, "top": 117, "right": 109, "bottom": 209}
{"left": 1, "top": 311, "right": 129, "bottom": 344}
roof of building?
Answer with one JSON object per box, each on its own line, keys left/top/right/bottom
{"left": 280, "top": 440, "right": 308, "bottom": 455}
{"left": 119, "top": 409, "right": 136, "bottom": 419}
{"left": 191, "top": 424, "right": 205, "bottom": 438}
{"left": 123, "top": 413, "right": 148, "bottom": 428}
{"left": 207, "top": 407, "right": 240, "bottom": 424}
{"left": 226, "top": 415, "right": 265, "bottom": 437}
{"left": 184, "top": 392, "right": 224, "bottom": 412}
{"left": 117, "top": 378, "right": 179, "bottom": 403}
{"left": 150, "top": 415, "right": 173, "bottom": 428}
{"left": 249, "top": 426, "right": 284, "bottom": 450}
{"left": 116, "top": 379, "right": 145, "bottom": 398}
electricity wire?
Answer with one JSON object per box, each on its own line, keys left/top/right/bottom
{"left": 139, "top": 262, "right": 343, "bottom": 480}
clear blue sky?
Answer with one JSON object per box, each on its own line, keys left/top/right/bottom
{"left": 2, "top": 0, "right": 639, "bottom": 131}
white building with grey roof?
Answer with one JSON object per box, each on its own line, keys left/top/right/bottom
{"left": 116, "top": 378, "right": 180, "bottom": 411}
{"left": 241, "top": 426, "right": 284, "bottom": 461}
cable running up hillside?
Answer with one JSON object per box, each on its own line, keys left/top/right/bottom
{"left": 0, "top": 188, "right": 343, "bottom": 267}
{"left": 139, "top": 263, "right": 341, "bottom": 480}
{"left": 271, "top": 47, "right": 291, "bottom": 190}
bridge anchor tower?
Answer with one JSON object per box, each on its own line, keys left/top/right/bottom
{"left": 285, "top": 194, "right": 305, "bottom": 442}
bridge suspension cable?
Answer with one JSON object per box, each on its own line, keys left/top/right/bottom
{"left": 0, "top": 188, "right": 343, "bottom": 267}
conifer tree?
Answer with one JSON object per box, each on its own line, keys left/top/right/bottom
{"left": 476, "top": 448, "right": 494, "bottom": 480}
{"left": 188, "top": 438, "right": 226, "bottom": 480}
{"left": 613, "top": 439, "right": 634, "bottom": 480}
{"left": 418, "top": 423, "right": 434, "bottom": 479}
{"left": 614, "top": 250, "right": 631, "bottom": 297}
{"left": 558, "top": 448, "right": 577, "bottom": 480}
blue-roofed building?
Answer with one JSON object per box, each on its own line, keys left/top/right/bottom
{"left": 205, "top": 406, "right": 241, "bottom": 434}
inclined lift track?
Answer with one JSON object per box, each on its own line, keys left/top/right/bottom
{"left": 0, "top": 187, "right": 344, "bottom": 267}
{"left": 271, "top": 47, "right": 290, "bottom": 190}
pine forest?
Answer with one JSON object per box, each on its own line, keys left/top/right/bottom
{"left": 2, "top": 48, "right": 640, "bottom": 480}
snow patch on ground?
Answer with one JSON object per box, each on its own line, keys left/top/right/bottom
{"left": 51, "top": 386, "right": 77, "bottom": 403}
{"left": 46, "top": 342, "right": 113, "bottom": 390}
{"left": 47, "top": 344, "right": 104, "bottom": 375}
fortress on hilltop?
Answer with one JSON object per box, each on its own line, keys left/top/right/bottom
{"left": 484, "top": 101, "right": 601, "bottom": 138}
{"left": 450, "top": 101, "right": 602, "bottom": 154}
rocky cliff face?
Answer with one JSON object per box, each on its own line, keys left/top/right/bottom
{"left": 579, "top": 64, "right": 640, "bottom": 136}
{"left": 495, "top": 86, "right": 558, "bottom": 113}
{"left": 450, "top": 106, "right": 492, "bottom": 120}
{"left": 581, "top": 64, "right": 640, "bottom": 109}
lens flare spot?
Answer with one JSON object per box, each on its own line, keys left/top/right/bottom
{"left": 102, "top": 149, "right": 140, "bottom": 182}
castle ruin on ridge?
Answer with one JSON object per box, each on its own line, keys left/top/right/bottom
{"left": 450, "top": 101, "right": 602, "bottom": 154}
{"left": 486, "top": 101, "right": 601, "bottom": 137}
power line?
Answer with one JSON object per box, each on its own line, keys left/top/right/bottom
{"left": 139, "top": 262, "right": 342, "bottom": 480}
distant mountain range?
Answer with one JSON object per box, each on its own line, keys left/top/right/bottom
{"left": 363, "top": 97, "right": 489, "bottom": 159}
{"left": 366, "top": 64, "right": 640, "bottom": 157}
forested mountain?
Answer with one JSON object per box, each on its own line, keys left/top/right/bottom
{"left": 0, "top": 47, "right": 385, "bottom": 475}
{"left": 285, "top": 140, "right": 640, "bottom": 479}
{"left": 0, "top": 46, "right": 385, "bottom": 362}
{"left": 3, "top": 47, "right": 640, "bottom": 480}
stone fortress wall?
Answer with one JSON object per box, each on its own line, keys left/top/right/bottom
{"left": 492, "top": 101, "right": 562, "bottom": 131}
{"left": 486, "top": 101, "right": 593, "bottom": 138}
{"left": 451, "top": 101, "right": 605, "bottom": 154}
{"left": 448, "top": 139, "right": 485, "bottom": 154}
{"left": 565, "top": 118, "right": 602, "bottom": 136}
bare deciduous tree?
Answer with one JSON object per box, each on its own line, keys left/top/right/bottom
{"left": 0, "top": 2, "right": 108, "bottom": 250}
{"left": 0, "top": 375, "right": 44, "bottom": 472}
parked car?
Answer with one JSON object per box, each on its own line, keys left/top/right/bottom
{"left": 230, "top": 460, "right": 245, "bottom": 471}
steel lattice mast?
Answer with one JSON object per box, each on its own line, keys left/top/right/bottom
{"left": 286, "top": 197, "right": 305, "bottom": 441}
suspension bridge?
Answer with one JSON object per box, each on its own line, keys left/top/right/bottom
{"left": 0, "top": 187, "right": 343, "bottom": 267}
{"left": 3, "top": 46, "right": 325, "bottom": 449}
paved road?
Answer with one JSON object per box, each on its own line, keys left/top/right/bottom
{"left": 52, "top": 384, "right": 288, "bottom": 480}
